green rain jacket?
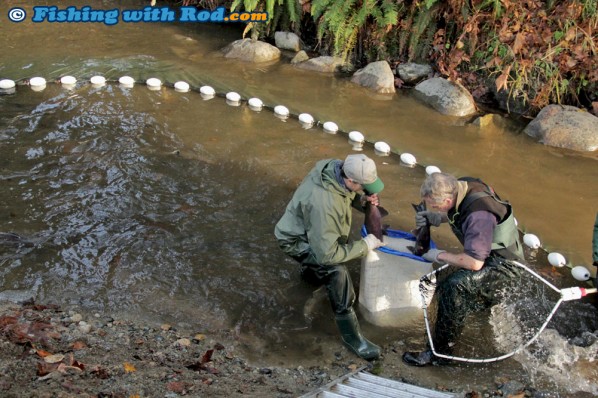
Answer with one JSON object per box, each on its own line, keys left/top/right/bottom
{"left": 274, "top": 159, "right": 369, "bottom": 265}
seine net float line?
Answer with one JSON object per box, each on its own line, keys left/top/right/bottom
{"left": 0, "top": 75, "right": 592, "bottom": 281}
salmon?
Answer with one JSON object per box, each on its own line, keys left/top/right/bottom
{"left": 408, "top": 201, "right": 431, "bottom": 256}
{"left": 364, "top": 201, "right": 389, "bottom": 241}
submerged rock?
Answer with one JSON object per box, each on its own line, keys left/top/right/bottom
{"left": 524, "top": 105, "right": 598, "bottom": 152}
{"left": 291, "top": 50, "right": 310, "bottom": 65}
{"left": 221, "top": 39, "right": 281, "bottom": 63}
{"left": 294, "top": 56, "right": 346, "bottom": 73}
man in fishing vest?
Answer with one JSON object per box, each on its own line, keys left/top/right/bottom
{"left": 403, "top": 172, "right": 524, "bottom": 366}
{"left": 275, "top": 154, "right": 385, "bottom": 360}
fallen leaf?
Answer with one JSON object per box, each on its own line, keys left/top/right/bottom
{"left": 512, "top": 32, "right": 525, "bottom": 54}
{"left": 56, "top": 363, "right": 83, "bottom": 374}
{"left": 90, "top": 366, "right": 110, "bottom": 379}
{"left": 71, "top": 341, "right": 86, "bottom": 350}
{"left": 123, "top": 362, "right": 136, "bottom": 373}
{"left": 37, "top": 361, "right": 59, "bottom": 376}
{"left": 201, "top": 349, "right": 214, "bottom": 364}
{"left": 160, "top": 324, "right": 171, "bottom": 331}
{"left": 167, "top": 381, "right": 187, "bottom": 393}
{"left": 44, "top": 353, "right": 65, "bottom": 364}
{"left": 36, "top": 349, "right": 52, "bottom": 358}
{"left": 175, "top": 338, "right": 191, "bottom": 347}
{"left": 495, "top": 65, "right": 512, "bottom": 92}
{"left": 0, "top": 315, "right": 18, "bottom": 329}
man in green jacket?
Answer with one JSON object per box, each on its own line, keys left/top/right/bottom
{"left": 275, "top": 154, "right": 385, "bottom": 360}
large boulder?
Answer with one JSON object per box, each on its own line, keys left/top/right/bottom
{"left": 274, "top": 32, "right": 302, "bottom": 52}
{"left": 414, "top": 77, "right": 477, "bottom": 117}
{"left": 350, "top": 61, "right": 396, "bottom": 94}
{"left": 524, "top": 105, "right": 598, "bottom": 152}
{"left": 294, "top": 56, "right": 345, "bottom": 73}
{"left": 221, "top": 39, "right": 280, "bottom": 63}
{"left": 397, "top": 63, "right": 432, "bottom": 85}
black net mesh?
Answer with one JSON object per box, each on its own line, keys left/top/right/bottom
{"left": 419, "top": 261, "right": 563, "bottom": 362}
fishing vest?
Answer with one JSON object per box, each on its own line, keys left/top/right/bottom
{"left": 447, "top": 177, "right": 524, "bottom": 261}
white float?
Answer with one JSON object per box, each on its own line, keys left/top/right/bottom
{"left": 571, "top": 266, "right": 591, "bottom": 281}
{"left": 200, "top": 85, "right": 215, "bottom": 99}
{"left": 359, "top": 233, "right": 434, "bottom": 326}
{"left": 60, "top": 76, "right": 77, "bottom": 88}
{"left": 523, "top": 233, "right": 541, "bottom": 249}
{"left": 119, "top": 76, "right": 135, "bottom": 88}
{"left": 348, "top": 131, "right": 364, "bottom": 143}
{"left": 0, "top": 79, "right": 16, "bottom": 94}
{"left": 322, "top": 121, "right": 338, "bottom": 134}
{"left": 0, "top": 79, "right": 15, "bottom": 90}
{"left": 174, "top": 81, "right": 190, "bottom": 93}
{"left": 547, "top": 252, "right": 566, "bottom": 267}
{"left": 146, "top": 78, "right": 162, "bottom": 91}
{"left": 298, "top": 113, "right": 314, "bottom": 128}
{"left": 248, "top": 98, "right": 263, "bottom": 111}
{"left": 29, "top": 77, "right": 47, "bottom": 91}
{"left": 274, "top": 105, "right": 290, "bottom": 118}
{"left": 425, "top": 165, "right": 441, "bottom": 175}
{"left": 90, "top": 76, "right": 106, "bottom": 87}
{"left": 374, "top": 141, "right": 391, "bottom": 155}
{"left": 400, "top": 152, "right": 417, "bottom": 166}
{"left": 226, "top": 92, "right": 241, "bottom": 106}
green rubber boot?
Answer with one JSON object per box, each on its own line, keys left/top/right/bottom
{"left": 335, "top": 309, "right": 380, "bottom": 360}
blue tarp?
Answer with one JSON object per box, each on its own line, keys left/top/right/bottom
{"left": 360, "top": 225, "right": 436, "bottom": 262}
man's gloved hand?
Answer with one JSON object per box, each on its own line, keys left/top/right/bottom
{"left": 422, "top": 248, "right": 446, "bottom": 263}
{"left": 363, "top": 234, "right": 385, "bottom": 251}
{"left": 415, "top": 211, "right": 443, "bottom": 228}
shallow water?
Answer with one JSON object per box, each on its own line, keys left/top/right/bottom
{"left": 1, "top": 0, "right": 597, "bottom": 395}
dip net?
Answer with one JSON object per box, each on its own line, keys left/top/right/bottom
{"left": 419, "top": 261, "right": 596, "bottom": 363}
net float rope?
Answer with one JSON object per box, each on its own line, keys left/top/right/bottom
{"left": 0, "top": 75, "right": 592, "bottom": 281}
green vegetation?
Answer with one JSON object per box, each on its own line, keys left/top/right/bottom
{"left": 176, "top": 0, "right": 597, "bottom": 114}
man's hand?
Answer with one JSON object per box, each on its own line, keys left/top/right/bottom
{"left": 363, "top": 234, "right": 385, "bottom": 251}
{"left": 362, "top": 193, "right": 380, "bottom": 207}
{"left": 415, "top": 211, "right": 443, "bottom": 228}
{"left": 422, "top": 248, "right": 446, "bottom": 263}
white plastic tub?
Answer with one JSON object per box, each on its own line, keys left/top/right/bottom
{"left": 358, "top": 229, "right": 434, "bottom": 327}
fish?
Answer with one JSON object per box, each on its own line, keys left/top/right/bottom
{"left": 364, "top": 201, "right": 389, "bottom": 241}
{"left": 407, "top": 201, "right": 431, "bottom": 256}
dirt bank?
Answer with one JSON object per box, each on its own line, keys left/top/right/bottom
{"left": 3, "top": 301, "right": 580, "bottom": 398}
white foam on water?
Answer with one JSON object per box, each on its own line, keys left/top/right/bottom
{"left": 491, "top": 300, "right": 598, "bottom": 395}
{"left": 513, "top": 329, "right": 598, "bottom": 395}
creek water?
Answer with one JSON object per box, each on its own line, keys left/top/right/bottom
{"left": 1, "top": 0, "right": 597, "bottom": 395}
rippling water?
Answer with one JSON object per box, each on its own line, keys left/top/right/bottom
{"left": 2, "top": 84, "right": 305, "bottom": 334}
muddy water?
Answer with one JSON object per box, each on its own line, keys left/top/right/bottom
{"left": 1, "top": 0, "right": 597, "bottom": 395}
